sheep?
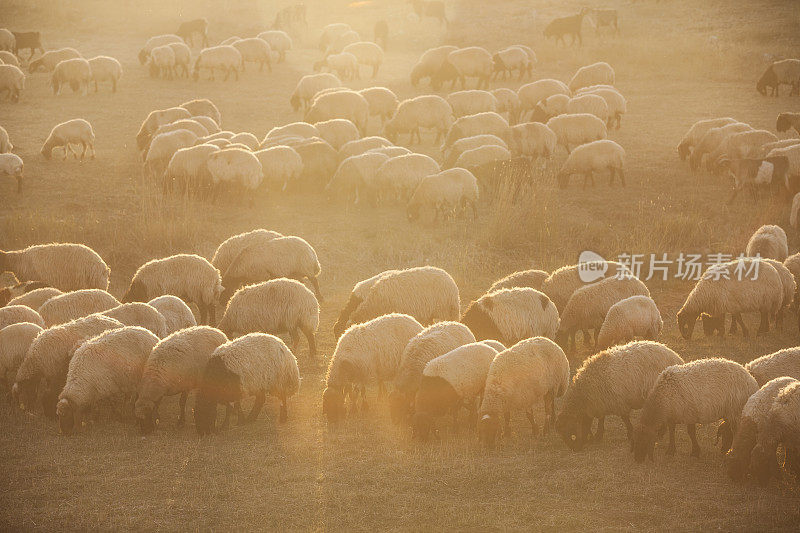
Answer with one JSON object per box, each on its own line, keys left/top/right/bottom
{"left": 373, "top": 153, "right": 440, "bottom": 202}
{"left": 407, "top": 167, "right": 479, "bottom": 222}
{"left": 446, "top": 90, "right": 498, "bottom": 119}
{"left": 455, "top": 144, "right": 511, "bottom": 169}
{"left": 263, "top": 123, "right": 318, "bottom": 145}
{"left": 38, "top": 289, "right": 120, "bottom": 327}
{"left": 211, "top": 229, "right": 283, "bottom": 275}
{"left": 0, "top": 64, "right": 24, "bottom": 102}
{"left": 161, "top": 42, "right": 190, "bottom": 79}
{"left": 0, "top": 50, "right": 19, "bottom": 67}
{"left": 228, "top": 132, "right": 259, "bottom": 150}
{"left": 233, "top": 37, "right": 272, "bottom": 72}
{"left": 530, "top": 93, "right": 569, "bottom": 122}
{"left": 596, "top": 295, "right": 662, "bottom": 350}
{"left": 136, "top": 107, "right": 191, "bottom": 151}
{"left": 305, "top": 90, "right": 369, "bottom": 136}
{"left": 632, "top": 358, "right": 758, "bottom": 461}
{"left": 181, "top": 98, "right": 222, "bottom": 127}
{"left": 411, "top": 340, "right": 504, "bottom": 440}
{"left": 134, "top": 326, "right": 228, "bottom": 433}
{"left": 410, "top": 0, "right": 447, "bottom": 25}
{"left": 444, "top": 112, "right": 509, "bottom": 149}
{"left": 785, "top": 253, "right": 800, "bottom": 307}
{"left": 190, "top": 115, "right": 220, "bottom": 134}
{"left": 488, "top": 270, "right": 548, "bottom": 293}
{"left": 776, "top": 112, "right": 800, "bottom": 135}
{"left": 688, "top": 122, "right": 752, "bottom": 172}
{"left": 122, "top": 254, "right": 222, "bottom": 325}
{"left": 29, "top": 47, "right": 82, "bottom": 72}
{"left": 478, "top": 337, "right": 569, "bottom": 448}
{"left": 578, "top": 86, "right": 627, "bottom": 129}
{"left": 193, "top": 45, "right": 241, "bottom": 81}
{"left": 569, "top": 62, "right": 615, "bottom": 92}
{"left": 749, "top": 380, "right": 800, "bottom": 485}
{"left": 50, "top": 57, "right": 91, "bottom": 95}
{"left": 368, "top": 146, "right": 410, "bottom": 158}
{"left": 746, "top": 224, "right": 788, "bottom": 261}
{"left": 334, "top": 266, "right": 460, "bottom": 338}
{"left": 327, "top": 151, "right": 389, "bottom": 204}
{"left": 148, "top": 45, "right": 176, "bottom": 79}
{"left": 12, "top": 314, "right": 122, "bottom": 416}
{"left": 0, "top": 29, "right": 14, "bottom": 53}
{"left": 290, "top": 73, "right": 342, "bottom": 111}
{"left": 0, "top": 305, "right": 44, "bottom": 329}
{"left": 556, "top": 341, "right": 684, "bottom": 451}
{"left": 219, "top": 235, "right": 321, "bottom": 302}
{"left": 11, "top": 31, "right": 44, "bottom": 59}
{"left": 541, "top": 261, "right": 629, "bottom": 314}
{"left": 432, "top": 46, "right": 493, "bottom": 90}
{"left": 492, "top": 46, "right": 531, "bottom": 80}
{"left": 255, "top": 30, "right": 291, "bottom": 62}
{"left": 505, "top": 121, "right": 557, "bottom": 160}
{"left": 338, "top": 136, "right": 392, "bottom": 162}
{"left": 86, "top": 55, "right": 122, "bottom": 92}
{"left": 517, "top": 79, "right": 570, "bottom": 122}
{"left": 557, "top": 139, "right": 624, "bottom": 188}
{"left": 757, "top": 59, "right": 800, "bottom": 96}
{"left": 217, "top": 278, "right": 319, "bottom": 360}
{"left": 7, "top": 287, "right": 63, "bottom": 309}
{"left": 164, "top": 143, "right": 219, "bottom": 193}
{"left": 147, "top": 295, "right": 197, "bottom": 335}
{"left": 153, "top": 119, "right": 210, "bottom": 143}
{"left": 143, "top": 129, "right": 198, "bottom": 182}
{"left": 322, "top": 313, "right": 424, "bottom": 424}
{"left": 491, "top": 88, "right": 522, "bottom": 125}
{"left": 314, "top": 53, "right": 356, "bottom": 81}
{"left": 40, "top": 118, "right": 96, "bottom": 161}
{"left": 253, "top": 145, "right": 303, "bottom": 191}
{"left": 312, "top": 119, "right": 359, "bottom": 151}
{"left": 205, "top": 147, "right": 263, "bottom": 197}
{"left": 443, "top": 134, "right": 508, "bottom": 168}
{"left": 410, "top": 45, "right": 457, "bottom": 87}
{"left": 0, "top": 243, "right": 109, "bottom": 291}
{"left": 384, "top": 94, "right": 453, "bottom": 145}
{"left": 715, "top": 129, "right": 778, "bottom": 172}
{"left": 566, "top": 93, "right": 609, "bottom": 124}
{"left": 56, "top": 326, "right": 160, "bottom": 435}
{"left": 557, "top": 274, "right": 650, "bottom": 352}
{"left": 294, "top": 139, "right": 338, "bottom": 187}
{"left": 543, "top": 10, "right": 587, "bottom": 47}
{"left": 358, "top": 86, "right": 398, "bottom": 125}
{"left": 746, "top": 347, "right": 800, "bottom": 386}
{"left": 319, "top": 23, "right": 352, "bottom": 51}
{"left": 176, "top": 18, "right": 209, "bottom": 48}
{"left": 546, "top": 113, "right": 608, "bottom": 154}
{"left": 0, "top": 322, "right": 43, "bottom": 391}
{"left": 138, "top": 34, "right": 182, "bottom": 65}
{"left": 389, "top": 321, "right": 476, "bottom": 424}
{"left": 726, "top": 376, "right": 798, "bottom": 481}
{"left": 0, "top": 153, "right": 23, "bottom": 192}
{"left": 100, "top": 302, "right": 168, "bottom": 338}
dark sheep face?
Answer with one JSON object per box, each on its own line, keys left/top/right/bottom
{"left": 411, "top": 412, "right": 434, "bottom": 442}
{"left": 388, "top": 389, "right": 412, "bottom": 425}
{"left": 555, "top": 412, "right": 588, "bottom": 452}
{"left": 138, "top": 49, "right": 149, "bottom": 65}
{"left": 460, "top": 300, "right": 503, "bottom": 343}
{"left": 750, "top": 443, "right": 778, "bottom": 486}
{"left": 756, "top": 67, "right": 775, "bottom": 95}
{"left": 135, "top": 400, "right": 157, "bottom": 435}
{"left": 725, "top": 419, "right": 757, "bottom": 482}
{"left": 776, "top": 114, "right": 790, "bottom": 132}
{"left": 194, "top": 395, "right": 217, "bottom": 436}
{"left": 676, "top": 309, "right": 696, "bottom": 340}
{"left": 56, "top": 399, "right": 76, "bottom": 436}
{"left": 632, "top": 425, "right": 656, "bottom": 463}
{"left": 333, "top": 294, "right": 361, "bottom": 339}
{"left": 12, "top": 379, "right": 38, "bottom": 411}
{"left": 478, "top": 413, "right": 500, "bottom": 449}
{"left": 322, "top": 387, "right": 345, "bottom": 425}
{"left": 701, "top": 314, "right": 724, "bottom": 337}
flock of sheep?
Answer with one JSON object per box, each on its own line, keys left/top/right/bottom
{"left": 1, "top": 2, "right": 800, "bottom": 492}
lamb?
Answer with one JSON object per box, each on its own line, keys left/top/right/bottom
{"left": 596, "top": 295, "right": 662, "bottom": 350}
{"left": 56, "top": 326, "right": 160, "bottom": 435}
{"left": 290, "top": 73, "right": 342, "bottom": 111}
{"left": 546, "top": 113, "right": 607, "bottom": 154}
{"left": 432, "top": 46, "right": 493, "bottom": 90}
{"left": 305, "top": 90, "right": 369, "bottom": 136}
{"left": 577, "top": 86, "right": 627, "bottom": 129}
{"left": 455, "top": 144, "right": 511, "bottom": 169}
{"left": 688, "top": 122, "right": 752, "bottom": 172}
{"left": 632, "top": 358, "right": 758, "bottom": 461}
{"left": 488, "top": 269, "right": 548, "bottom": 293}
{"left": 219, "top": 235, "right": 321, "bottom": 302}
{"left": 181, "top": 98, "right": 222, "bottom": 127}
{"left": 333, "top": 266, "right": 460, "bottom": 338}
{"left": 135, "top": 107, "right": 191, "bottom": 151}
{"left": 143, "top": 129, "right": 198, "bottom": 182}
{"left": 557, "top": 274, "right": 650, "bottom": 351}
{"left": 410, "top": 45, "right": 457, "bottom": 87}
{"left": 134, "top": 326, "right": 228, "bottom": 433}
{"left": 0, "top": 64, "right": 24, "bottom": 102}
{"left": 211, "top": 229, "right": 283, "bottom": 275}
{"left": 38, "top": 289, "right": 120, "bottom": 327}
{"left": 0, "top": 305, "right": 44, "bottom": 329}
{"left": 319, "top": 23, "right": 352, "bottom": 51}
{"left": 233, "top": 37, "right": 272, "bottom": 72}
{"left": 556, "top": 341, "right": 684, "bottom": 451}
{"left": 384, "top": 94, "right": 453, "bottom": 145}
{"left": 338, "top": 136, "right": 392, "bottom": 162}
{"left": 358, "top": 86, "right": 398, "bottom": 124}
{"left": 0, "top": 242, "right": 109, "bottom": 291}
{"left": 101, "top": 302, "right": 168, "bottom": 338}
{"left": 312, "top": 119, "right": 359, "bottom": 151}
{"left": 389, "top": 321, "right": 475, "bottom": 424}
{"left": 749, "top": 380, "right": 800, "bottom": 485}
{"left": 257, "top": 30, "right": 292, "bottom": 62}
{"left": 217, "top": 278, "right": 319, "bottom": 359}
{"left": 164, "top": 143, "right": 219, "bottom": 193}
{"left": 322, "top": 313, "right": 423, "bottom": 424}
{"left": 253, "top": 145, "right": 303, "bottom": 191}
{"left": 193, "top": 45, "right": 241, "bottom": 81}
{"left": 0, "top": 322, "right": 43, "bottom": 391}
{"left": 341, "top": 41, "right": 384, "bottom": 78}
{"left": 176, "top": 18, "right": 209, "bottom": 48}
{"left": 492, "top": 46, "right": 531, "bottom": 80}
{"left": 29, "top": 47, "right": 81, "bottom": 72}
{"left": 756, "top": 59, "right": 800, "bottom": 96}
{"left": 138, "top": 34, "right": 182, "bottom": 65}
{"left": 478, "top": 337, "right": 570, "bottom": 448}
{"left": 7, "top": 287, "right": 63, "bottom": 309}
{"left": 568, "top": 62, "right": 615, "bottom": 92}
{"left": 148, "top": 45, "right": 176, "bottom": 79}
{"left": 407, "top": 167, "right": 479, "bottom": 222}
{"left": 746, "top": 347, "right": 800, "bottom": 386}
{"left": 443, "top": 134, "right": 508, "bottom": 168}
{"left": 12, "top": 314, "right": 122, "bottom": 416}
{"left": 411, "top": 340, "right": 504, "bottom": 440}
{"left": 776, "top": 112, "right": 800, "bottom": 135}
{"left": 543, "top": 10, "right": 586, "bottom": 47}
{"left": 147, "top": 295, "right": 197, "bottom": 335}
{"left": 446, "top": 90, "right": 498, "bottom": 119}
{"left": 40, "top": 118, "right": 95, "bottom": 160}
{"left": 505, "top": 122, "right": 557, "bottom": 160}
{"left": 373, "top": 153, "right": 440, "bottom": 202}
{"left": 122, "top": 254, "right": 222, "bottom": 325}
{"left": 195, "top": 333, "right": 300, "bottom": 434}
{"left": 746, "top": 224, "right": 788, "bottom": 261}
{"left": 557, "top": 139, "right": 624, "bottom": 188}
{"left": 517, "top": 79, "right": 570, "bottom": 122}
{"left": 443, "top": 112, "right": 509, "bottom": 149}
{"left": 206, "top": 147, "right": 263, "bottom": 196}
{"left": 726, "top": 376, "right": 798, "bottom": 481}
{"left": 492, "top": 88, "right": 522, "bottom": 125}
{"left": 0, "top": 153, "right": 23, "bottom": 192}
{"left": 461, "top": 287, "right": 559, "bottom": 347}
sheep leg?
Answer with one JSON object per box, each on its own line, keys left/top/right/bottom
{"left": 665, "top": 423, "right": 676, "bottom": 455}
{"left": 687, "top": 423, "right": 701, "bottom": 457}
{"left": 235, "top": 401, "right": 245, "bottom": 425}
{"left": 80, "top": 142, "right": 87, "bottom": 161}
{"left": 247, "top": 392, "right": 265, "bottom": 422}
{"left": 757, "top": 311, "right": 769, "bottom": 335}
{"left": 359, "top": 384, "right": 368, "bottom": 412}
{"left": 221, "top": 404, "right": 232, "bottom": 430}
{"left": 525, "top": 410, "right": 539, "bottom": 438}
{"left": 301, "top": 326, "right": 317, "bottom": 360}
{"left": 622, "top": 414, "right": 634, "bottom": 446}
{"left": 618, "top": 168, "right": 625, "bottom": 186}
{"left": 737, "top": 314, "right": 749, "bottom": 337}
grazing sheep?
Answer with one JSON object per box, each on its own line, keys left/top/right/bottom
{"left": 746, "top": 347, "right": 800, "bottom": 386}
{"left": 410, "top": 0, "right": 447, "bottom": 25}
{"left": 632, "top": 358, "right": 758, "bottom": 461}
{"left": 195, "top": 333, "right": 300, "bottom": 434}
{"left": 407, "top": 167, "right": 479, "bottom": 222}
{"left": 455, "top": 144, "right": 511, "bottom": 169}
{"left": 410, "top": 45, "right": 457, "bottom": 86}
{"left": 164, "top": 143, "right": 219, "bottom": 193}
{"left": 374, "top": 153, "right": 440, "bottom": 202}
{"left": 488, "top": 270, "right": 548, "bottom": 293}
{"left": 0, "top": 64, "right": 24, "bottom": 102}
{"left": 87, "top": 56, "right": 122, "bottom": 92}
{"left": 544, "top": 10, "right": 587, "bottom": 47}
{"left": 319, "top": 23, "right": 352, "bottom": 51}
{"left": 322, "top": 313, "right": 423, "bottom": 424}
{"left": 714, "top": 129, "right": 778, "bottom": 173}
{"left": 492, "top": 87, "right": 522, "bottom": 125}
{"left": 101, "top": 302, "right": 167, "bottom": 338}
{"left": 143, "top": 129, "right": 198, "bottom": 182}
{"left": 40, "top": 118, "right": 95, "bottom": 161}
{"left": 0, "top": 322, "right": 43, "bottom": 391}
{"left": 134, "top": 326, "right": 228, "bottom": 433}
{"left": 776, "top": 112, "right": 800, "bottom": 135}
{"left": 206, "top": 147, "right": 263, "bottom": 196}
{"left": 305, "top": 90, "right": 369, "bottom": 135}
{"left": 312, "top": 119, "right": 359, "bottom": 151}
{"left": 749, "top": 380, "right": 800, "bottom": 485}
{"left": 557, "top": 139, "right": 624, "bottom": 188}
{"left": 290, "top": 73, "right": 342, "bottom": 111}
{"left": 161, "top": 42, "right": 190, "bottom": 78}
{"left": 39, "top": 289, "right": 120, "bottom": 327}
{"left": 433, "top": 46, "right": 493, "bottom": 90}
{"left": 12, "top": 314, "right": 123, "bottom": 416}
{"left": 228, "top": 132, "right": 259, "bottom": 150}
{"left": 193, "top": 46, "right": 241, "bottom": 81}
{"left": 0, "top": 242, "right": 109, "bottom": 291}
{"left": 546, "top": 113, "right": 607, "bottom": 154}
{"left": 153, "top": 119, "right": 210, "bottom": 143}
{"left": 176, "top": 18, "right": 209, "bottom": 48}
{"left": 0, "top": 305, "right": 44, "bottom": 329}
{"left": 138, "top": 34, "right": 182, "bottom": 65}
{"left": 757, "top": 59, "right": 800, "bottom": 96}
{"left": 0, "top": 125, "right": 11, "bottom": 153}
{"left": 688, "top": 121, "right": 752, "bottom": 171}
{"left": 211, "top": 229, "right": 283, "bottom": 275}
{"left": 556, "top": 341, "right": 684, "bottom": 451}
{"left": 51, "top": 58, "right": 91, "bottom": 95}
{"left": 257, "top": 30, "right": 292, "bottom": 62}
{"left": 505, "top": 121, "right": 557, "bottom": 159}
{"left": 294, "top": 139, "right": 338, "bottom": 187}
{"left": 541, "top": 261, "right": 629, "bottom": 313}
{"left": 334, "top": 266, "right": 460, "bottom": 338}
{"left": 530, "top": 93, "right": 569, "bottom": 122}
{"left": 461, "top": 287, "right": 559, "bottom": 347}
{"left": 517, "top": 79, "right": 570, "bottom": 122}
{"left": 253, "top": 145, "right": 303, "bottom": 191}
{"left": 327, "top": 151, "right": 389, "bottom": 204}
{"left": 135, "top": 107, "right": 191, "bottom": 151}
{"left": 341, "top": 41, "right": 384, "bottom": 78}
{"left": 492, "top": 46, "right": 531, "bottom": 80}
{"left": 233, "top": 37, "right": 272, "bottom": 72}
{"left": 566, "top": 93, "right": 610, "bottom": 124}
{"left": 746, "top": 225, "right": 788, "bottom": 261}
{"left": 577, "top": 86, "right": 627, "bottom": 129}
{"left": 358, "top": 86, "right": 398, "bottom": 124}
{"left": 122, "top": 254, "right": 222, "bottom": 325}
{"left": 7, "top": 287, "right": 63, "bottom": 309}
{"left": 181, "top": 98, "right": 222, "bottom": 127}
{"left": 217, "top": 278, "right": 319, "bottom": 359}
{"left": 29, "top": 48, "right": 81, "bottom": 72}
{"left": 569, "top": 62, "right": 615, "bottom": 92}
{"left": 337, "top": 136, "right": 392, "bottom": 162}
{"left": 0, "top": 153, "right": 23, "bottom": 192}
{"left": 384, "top": 94, "right": 453, "bottom": 145}
{"left": 148, "top": 295, "right": 197, "bottom": 335}
{"left": 56, "top": 326, "right": 160, "bottom": 435}
{"left": 596, "top": 295, "right": 662, "bottom": 350}
{"left": 148, "top": 45, "right": 176, "bottom": 79}
{"left": 478, "top": 337, "right": 570, "bottom": 448}
{"left": 313, "top": 52, "right": 358, "bottom": 80}
{"left": 444, "top": 112, "right": 509, "bottom": 149}
{"left": 443, "top": 134, "right": 508, "bottom": 168}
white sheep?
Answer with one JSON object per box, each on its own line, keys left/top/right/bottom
{"left": 410, "top": 45, "right": 458, "bottom": 86}
{"left": 358, "top": 86, "right": 399, "bottom": 125}
{"left": 30, "top": 47, "right": 82, "bottom": 72}
{"left": 461, "top": 287, "right": 559, "bottom": 346}
{"left": 367, "top": 146, "right": 410, "bottom": 158}
{"left": 333, "top": 266, "right": 460, "bottom": 338}
{"left": 407, "top": 167, "right": 479, "bottom": 222}
{"left": 51, "top": 58, "right": 91, "bottom": 95}
{"left": 228, "top": 132, "right": 259, "bottom": 150}
{"left": 164, "top": 143, "right": 219, "bottom": 193}
{"left": 134, "top": 325, "right": 228, "bottom": 433}
{"left": 446, "top": 90, "right": 498, "bottom": 119}
{"left": 478, "top": 337, "right": 570, "bottom": 448}
{"left": 7, "top": 287, "right": 63, "bottom": 309}
{"left": 322, "top": 313, "right": 423, "bottom": 424}
{"left": 149, "top": 45, "right": 176, "bottom": 79}
{"left": 314, "top": 52, "right": 358, "bottom": 80}
{"left": 0, "top": 242, "right": 109, "bottom": 291}
{"left": 135, "top": 107, "right": 191, "bottom": 151}
{"left": 541, "top": 261, "right": 630, "bottom": 313}
{"left": 749, "top": 380, "right": 800, "bottom": 485}
{"left": 290, "top": 73, "right": 342, "bottom": 111}
{"left": 211, "top": 229, "right": 283, "bottom": 275}
{"left": 746, "top": 224, "right": 788, "bottom": 261}
{"left": 568, "top": 61, "right": 615, "bottom": 92}
{"left": 596, "top": 295, "right": 662, "bottom": 350}
{"left": 632, "top": 358, "right": 758, "bottom": 461}
{"left": 38, "top": 289, "right": 120, "bottom": 327}
{"left": 181, "top": 98, "right": 222, "bottom": 127}
{"left": 253, "top": 145, "right": 303, "bottom": 191}
{"left": 555, "top": 341, "right": 684, "bottom": 451}
{"left": 745, "top": 347, "right": 800, "bottom": 386}
{"left": 373, "top": 153, "right": 440, "bottom": 202}
{"left": 0, "top": 153, "right": 23, "bottom": 192}
{"left": 433, "top": 46, "right": 493, "bottom": 90}
{"left": 153, "top": 119, "right": 210, "bottom": 143}
{"left": 138, "top": 34, "right": 182, "bottom": 64}
{"left": 327, "top": 151, "right": 389, "bottom": 204}
{"left": 143, "top": 129, "right": 198, "bottom": 182}
{"left": 455, "top": 144, "right": 511, "bottom": 169}
{"left": 206, "top": 147, "right": 263, "bottom": 196}
{"left": 557, "top": 139, "right": 624, "bottom": 187}
{"left": 688, "top": 121, "right": 752, "bottom": 171}
{"left": 0, "top": 305, "right": 44, "bottom": 329}
{"left": 505, "top": 122, "right": 556, "bottom": 161}
{"left": 312, "top": 119, "right": 360, "bottom": 151}
{"left": 319, "top": 23, "right": 352, "bottom": 50}
{"left": 444, "top": 111, "right": 509, "bottom": 149}
{"left": 56, "top": 326, "right": 160, "bottom": 434}
{"left": 0, "top": 124, "right": 11, "bottom": 153}
{"left": 122, "top": 254, "right": 222, "bottom": 325}
{"left": 295, "top": 139, "right": 338, "bottom": 186}
{"left": 546, "top": 113, "right": 608, "bottom": 154}
{"left": 101, "top": 302, "right": 168, "bottom": 338}
{"left": 566, "top": 93, "right": 609, "bottom": 124}
{"left": 168, "top": 42, "right": 192, "bottom": 78}
{"left": 488, "top": 269, "right": 549, "bottom": 293}
{"left": 147, "top": 295, "right": 197, "bottom": 335}
{"left": 531, "top": 93, "right": 569, "bottom": 122}
{"left": 87, "top": 56, "right": 122, "bottom": 92}
{"left": 305, "top": 90, "right": 369, "bottom": 136}
{"left": 384, "top": 94, "right": 453, "bottom": 145}
{"left": 191, "top": 115, "right": 220, "bottom": 134}
{"left": 517, "top": 79, "right": 570, "bottom": 121}
{"left": 492, "top": 46, "right": 531, "bottom": 80}
{"left": 233, "top": 37, "right": 272, "bottom": 72}
{"left": 193, "top": 45, "right": 241, "bottom": 81}
{"left": 324, "top": 30, "right": 360, "bottom": 56}
{"left": 338, "top": 136, "right": 392, "bottom": 162}
{"left": 40, "top": 118, "right": 96, "bottom": 161}
{"left": 443, "top": 134, "right": 508, "bottom": 168}
{"left": 342, "top": 41, "right": 384, "bottom": 78}
{"left": 257, "top": 30, "right": 292, "bottom": 62}
{"left": 0, "top": 322, "right": 43, "bottom": 390}
{"left": 0, "top": 64, "right": 24, "bottom": 102}
{"left": 491, "top": 87, "right": 522, "bottom": 125}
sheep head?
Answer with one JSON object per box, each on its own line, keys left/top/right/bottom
{"left": 776, "top": 113, "right": 792, "bottom": 133}
{"left": 0, "top": 287, "right": 9, "bottom": 307}
{"left": 756, "top": 66, "right": 776, "bottom": 96}
{"left": 725, "top": 418, "right": 757, "bottom": 482}
{"left": 134, "top": 398, "right": 158, "bottom": 435}
{"left": 56, "top": 398, "right": 77, "bottom": 435}
{"left": 388, "top": 389, "right": 412, "bottom": 425}
{"left": 322, "top": 386, "right": 345, "bottom": 425}
{"left": 632, "top": 424, "right": 657, "bottom": 463}
{"left": 701, "top": 313, "right": 724, "bottom": 337}
{"left": 460, "top": 297, "right": 503, "bottom": 344}
{"left": 478, "top": 412, "right": 500, "bottom": 449}
{"left": 676, "top": 308, "right": 697, "bottom": 340}
{"left": 555, "top": 411, "right": 591, "bottom": 452}
{"left": 749, "top": 442, "right": 778, "bottom": 486}
{"left": 11, "top": 378, "right": 38, "bottom": 412}
{"left": 411, "top": 412, "right": 435, "bottom": 442}
{"left": 333, "top": 294, "right": 361, "bottom": 339}
{"left": 137, "top": 49, "right": 149, "bottom": 65}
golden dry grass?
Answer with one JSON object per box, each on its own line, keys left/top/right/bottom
{"left": 1, "top": 0, "right": 800, "bottom": 529}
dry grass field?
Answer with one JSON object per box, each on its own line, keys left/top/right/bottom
{"left": 1, "top": 0, "right": 800, "bottom": 529}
